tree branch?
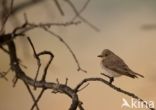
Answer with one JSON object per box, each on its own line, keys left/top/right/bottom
{"left": 53, "top": 0, "right": 64, "bottom": 16}
{"left": 74, "top": 77, "right": 155, "bottom": 110}
{"left": 24, "top": 81, "right": 40, "bottom": 110}
{"left": 43, "top": 27, "right": 87, "bottom": 73}
{"left": 64, "top": 0, "right": 100, "bottom": 32}
{"left": 7, "top": 40, "right": 79, "bottom": 110}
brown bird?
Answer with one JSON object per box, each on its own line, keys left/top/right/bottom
{"left": 98, "top": 49, "right": 144, "bottom": 83}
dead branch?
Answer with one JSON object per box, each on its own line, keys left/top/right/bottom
{"left": 0, "top": 0, "right": 14, "bottom": 33}
{"left": 72, "top": 0, "right": 90, "bottom": 21}
{"left": 54, "top": 0, "right": 64, "bottom": 16}
{"left": 64, "top": 0, "right": 100, "bottom": 32}
{"left": 24, "top": 81, "right": 40, "bottom": 110}
{"left": 7, "top": 40, "right": 79, "bottom": 110}
{"left": 0, "top": 27, "right": 155, "bottom": 110}
{"left": 43, "top": 27, "right": 87, "bottom": 73}
{"left": 74, "top": 77, "right": 155, "bottom": 110}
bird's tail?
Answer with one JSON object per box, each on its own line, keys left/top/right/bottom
{"left": 134, "top": 72, "right": 144, "bottom": 78}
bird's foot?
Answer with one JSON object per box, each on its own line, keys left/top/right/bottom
{"left": 101, "top": 73, "right": 114, "bottom": 84}
{"left": 109, "top": 77, "right": 114, "bottom": 84}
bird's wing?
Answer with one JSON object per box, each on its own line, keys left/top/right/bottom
{"left": 103, "top": 56, "right": 137, "bottom": 78}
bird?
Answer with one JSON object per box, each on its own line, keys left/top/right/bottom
{"left": 98, "top": 49, "right": 144, "bottom": 84}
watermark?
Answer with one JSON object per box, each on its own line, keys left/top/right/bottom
{"left": 121, "top": 98, "right": 155, "bottom": 109}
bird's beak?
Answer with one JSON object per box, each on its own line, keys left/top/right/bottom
{"left": 97, "top": 55, "right": 103, "bottom": 57}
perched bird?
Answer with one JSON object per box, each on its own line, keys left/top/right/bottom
{"left": 98, "top": 49, "right": 144, "bottom": 84}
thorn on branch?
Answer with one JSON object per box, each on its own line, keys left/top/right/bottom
{"left": 24, "top": 13, "right": 28, "bottom": 23}
{"left": 51, "top": 78, "right": 61, "bottom": 94}
{"left": 65, "top": 78, "right": 68, "bottom": 85}
{"left": 56, "top": 78, "right": 60, "bottom": 84}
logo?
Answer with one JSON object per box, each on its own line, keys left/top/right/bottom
{"left": 121, "top": 98, "right": 155, "bottom": 109}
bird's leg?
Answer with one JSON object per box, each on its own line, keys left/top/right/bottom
{"left": 109, "top": 77, "right": 114, "bottom": 84}
{"left": 101, "top": 73, "right": 114, "bottom": 84}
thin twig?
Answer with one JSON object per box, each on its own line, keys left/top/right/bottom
{"left": 77, "top": 83, "right": 89, "bottom": 92}
{"left": 64, "top": 0, "right": 100, "bottom": 32}
{"left": 24, "top": 81, "right": 40, "bottom": 110}
{"left": 72, "top": 0, "right": 90, "bottom": 21}
{"left": 78, "top": 101, "right": 85, "bottom": 110}
{"left": 12, "top": 20, "right": 80, "bottom": 38}
{"left": 43, "top": 27, "right": 87, "bottom": 73}
{"left": 0, "top": 0, "right": 14, "bottom": 33}
{"left": 53, "top": 0, "right": 64, "bottom": 16}
{"left": 11, "top": 0, "right": 44, "bottom": 15}
{"left": 37, "top": 51, "right": 54, "bottom": 81}
{"left": 27, "top": 37, "right": 41, "bottom": 89}
{"left": 0, "top": 72, "right": 8, "bottom": 81}
{"left": 12, "top": 76, "right": 18, "bottom": 87}
{"left": 65, "top": 78, "right": 68, "bottom": 85}
{"left": 0, "top": 45, "right": 9, "bottom": 54}
{"left": 31, "top": 89, "right": 45, "bottom": 110}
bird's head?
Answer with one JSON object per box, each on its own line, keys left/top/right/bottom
{"left": 97, "top": 49, "right": 113, "bottom": 58}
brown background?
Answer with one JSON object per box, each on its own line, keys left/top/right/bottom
{"left": 0, "top": 0, "right": 156, "bottom": 110}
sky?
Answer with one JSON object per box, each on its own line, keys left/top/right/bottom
{"left": 0, "top": 0, "right": 156, "bottom": 110}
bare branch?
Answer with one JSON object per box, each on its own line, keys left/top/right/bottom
{"left": 43, "top": 27, "right": 87, "bottom": 73}
{"left": 0, "top": 70, "right": 8, "bottom": 81}
{"left": 0, "top": 0, "right": 14, "bottom": 33}
{"left": 27, "top": 37, "right": 41, "bottom": 89}
{"left": 31, "top": 89, "right": 45, "bottom": 110}
{"left": 12, "top": 0, "right": 44, "bottom": 15}
{"left": 0, "top": 45, "right": 9, "bottom": 54}
{"left": 1, "top": 22, "right": 154, "bottom": 110}
{"left": 53, "top": 0, "right": 64, "bottom": 16}
{"left": 12, "top": 20, "right": 81, "bottom": 38}
{"left": 65, "top": 78, "right": 68, "bottom": 85}
{"left": 74, "top": 77, "right": 155, "bottom": 110}
{"left": 64, "top": 0, "right": 100, "bottom": 32}
{"left": 37, "top": 51, "right": 54, "bottom": 81}
{"left": 77, "top": 83, "right": 89, "bottom": 92}
{"left": 72, "top": 0, "right": 90, "bottom": 21}
{"left": 78, "top": 101, "right": 85, "bottom": 110}
{"left": 8, "top": 41, "right": 79, "bottom": 110}
{"left": 12, "top": 75, "right": 18, "bottom": 87}
{"left": 24, "top": 81, "right": 40, "bottom": 110}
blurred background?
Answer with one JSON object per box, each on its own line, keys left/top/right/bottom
{"left": 0, "top": 0, "right": 156, "bottom": 110}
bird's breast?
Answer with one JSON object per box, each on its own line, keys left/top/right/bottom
{"left": 100, "top": 60, "right": 121, "bottom": 77}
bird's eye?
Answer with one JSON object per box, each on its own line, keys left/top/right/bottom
{"left": 105, "top": 53, "right": 108, "bottom": 57}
